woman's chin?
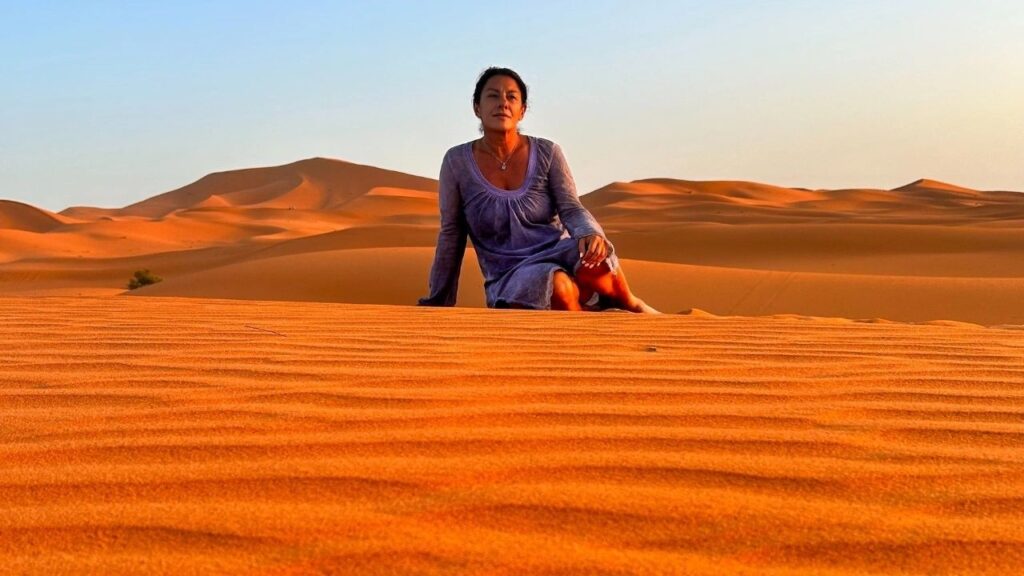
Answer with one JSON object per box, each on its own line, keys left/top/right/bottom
{"left": 483, "top": 121, "right": 518, "bottom": 133}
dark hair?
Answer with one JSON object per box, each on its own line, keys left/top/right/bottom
{"left": 473, "top": 67, "right": 528, "bottom": 109}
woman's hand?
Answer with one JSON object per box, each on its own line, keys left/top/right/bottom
{"left": 578, "top": 234, "right": 608, "bottom": 269}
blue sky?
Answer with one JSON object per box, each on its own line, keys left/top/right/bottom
{"left": 2, "top": 0, "right": 1022, "bottom": 211}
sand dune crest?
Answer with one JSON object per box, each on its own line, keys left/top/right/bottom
{"left": 0, "top": 200, "right": 69, "bottom": 233}
{"left": 118, "top": 157, "right": 437, "bottom": 218}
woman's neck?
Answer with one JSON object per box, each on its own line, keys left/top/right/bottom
{"left": 480, "top": 130, "right": 522, "bottom": 156}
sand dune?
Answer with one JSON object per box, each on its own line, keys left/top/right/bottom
{"left": 132, "top": 247, "right": 487, "bottom": 308}
{"left": 1, "top": 296, "right": 1022, "bottom": 574}
{"left": 0, "top": 200, "right": 71, "bottom": 233}
{"left": 585, "top": 178, "right": 1024, "bottom": 225}
{"left": 2, "top": 158, "right": 1024, "bottom": 325}
{"left": 894, "top": 178, "right": 984, "bottom": 195}
{"left": 619, "top": 259, "right": 1024, "bottom": 326}
{"left": 2, "top": 160, "right": 439, "bottom": 264}
{"left": 117, "top": 157, "right": 438, "bottom": 218}
{"left": 125, "top": 251, "right": 1024, "bottom": 325}
{"left": 603, "top": 224, "right": 1024, "bottom": 276}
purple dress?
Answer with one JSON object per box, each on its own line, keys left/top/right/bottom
{"left": 418, "top": 136, "right": 618, "bottom": 309}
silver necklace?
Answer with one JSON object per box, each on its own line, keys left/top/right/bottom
{"left": 480, "top": 137, "right": 522, "bottom": 171}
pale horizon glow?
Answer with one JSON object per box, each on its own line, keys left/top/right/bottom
{"left": 2, "top": 0, "right": 1023, "bottom": 212}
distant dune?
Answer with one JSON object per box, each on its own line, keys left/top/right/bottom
{"left": 0, "top": 200, "right": 71, "bottom": 233}
{"left": 585, "top": 177, "right": 1024, "bottom": 225}
{"left": 117, "top": 157, "right": 438, "bottom": 218}
{"left": 2, "top": 158, "right": 1024, "bottom": 324}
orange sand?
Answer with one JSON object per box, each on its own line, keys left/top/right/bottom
{"left": 1, "top": 296, "right": 1022, "bottom": 574}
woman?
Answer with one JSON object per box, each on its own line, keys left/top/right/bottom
{"left": 419, "top": 67, "right": 657, "bottom": 313}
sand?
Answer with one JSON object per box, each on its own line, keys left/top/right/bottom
{"left": 2, "top": 158, "right": 1024, "bottom": 573}
{"left": 1, "top": 296, "right": 1022, "bottom": 574}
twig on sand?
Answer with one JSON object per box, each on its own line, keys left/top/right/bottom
{"left": 245, "top": 324, "right": 286, "bottom": 337}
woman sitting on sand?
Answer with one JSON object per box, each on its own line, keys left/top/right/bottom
{"left": 419, "top": 67, "right": 657, "bottom": 313}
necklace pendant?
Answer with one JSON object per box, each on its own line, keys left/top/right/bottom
{"left": 500, "top": 162, "right": 508, "bottom": 171}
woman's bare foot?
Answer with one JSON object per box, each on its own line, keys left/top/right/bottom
{"left": 624, "top": 297, "right": 661, "bottom": 314}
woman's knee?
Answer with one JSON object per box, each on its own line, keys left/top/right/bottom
{"left": 575, "top": 261, "right": 616, "bottom": 292}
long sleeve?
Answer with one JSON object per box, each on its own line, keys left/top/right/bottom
{"left": 418, "top": 153, "right": 468, "bottom": 306}
{"left": 547, "top": 143, "right": 607, "bottom": 240}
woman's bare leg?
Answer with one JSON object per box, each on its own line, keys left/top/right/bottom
{"left": 574, "top": 262, "right": 659, "bottom": 314}
{"left": 550, "top": 270, "right": 583, "bottom": 311}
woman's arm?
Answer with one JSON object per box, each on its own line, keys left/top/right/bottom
{"left": 552, "top": 142, "right": 606, "bottom": 238}
{"left": 418, "top": 153, "right": 468, "bottom": 306}
{"left": 548, "top": 143, "right": 607, "bottom": 240}
{"left": 548, "top": 143, "right": 615, "bottom": 267}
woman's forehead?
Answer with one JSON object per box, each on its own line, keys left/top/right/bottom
{"left": 484, "top": 76, "right": 520, "bottom": 91}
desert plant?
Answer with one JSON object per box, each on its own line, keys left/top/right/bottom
{"left": 127, "top": 269, "right": 163, "bottom": 290}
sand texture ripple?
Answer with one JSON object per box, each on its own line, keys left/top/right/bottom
{"left": 1, "top": 297, "right": 1023, "bottom": 574}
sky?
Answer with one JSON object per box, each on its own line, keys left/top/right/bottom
{"left": 2, "top": 0, "right": 1023, "bottom": 212}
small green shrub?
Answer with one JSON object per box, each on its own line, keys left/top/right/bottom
{"left": 127, "top": 269, "right": 163, "bottom": 290}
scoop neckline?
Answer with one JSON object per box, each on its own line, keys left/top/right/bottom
{"left": 465, "top": 135, "right": 537, "bottom": 196}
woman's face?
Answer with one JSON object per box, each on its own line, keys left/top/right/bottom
{"left": 474, "top": 75, "right": 526, "bottom": 133}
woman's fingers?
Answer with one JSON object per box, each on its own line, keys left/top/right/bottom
{"left": 579, "top": 237, "right": 595, "bottom": 267}
{"left": 579, "top": 235, "right": 606, "bottom": 268}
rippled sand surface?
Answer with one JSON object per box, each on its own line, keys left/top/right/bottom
{"left": 2, "top": 297, "right": 1023, "bottom": 574}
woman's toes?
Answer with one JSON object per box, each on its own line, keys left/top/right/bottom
{"left": 627, "top": 298, "right": 661, "bottom": 314}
